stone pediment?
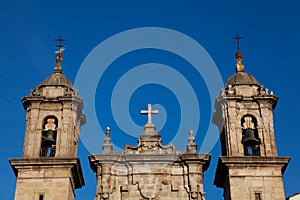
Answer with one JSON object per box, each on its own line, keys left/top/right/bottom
{"left": 124, "top": 123, "right": 175, "bottom": 154}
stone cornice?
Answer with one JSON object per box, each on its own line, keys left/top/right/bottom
{"left": 9, "top": 157, "right": 84, "bottom": 189}
{"left": 89, "top": 153, "right": 211, "bottom": 172}
{"left": 214, "top": 156, "right": 290, "bottom": 188}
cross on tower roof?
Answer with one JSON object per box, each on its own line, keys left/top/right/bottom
{"left": 233, "top": 33, "right": 243, "bottom": 51}
{"left": 54, "top": 35, "right": 67, "bottom": 49}
{"left": 53, "top": 35, "right": 67, "bottom": 74}
{"left": 141, "top": 104, "right": 159, "bottom": 124}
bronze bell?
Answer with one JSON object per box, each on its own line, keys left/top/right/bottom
{"left": 242, "top": 129, "right": 260, "bottom": 146}
{"left": 44, "top": 130, "right": 55, "bottom": 146}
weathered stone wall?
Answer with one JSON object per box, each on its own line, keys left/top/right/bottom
{"left": 91, "top": 155, "right": 210, "bottom": 200}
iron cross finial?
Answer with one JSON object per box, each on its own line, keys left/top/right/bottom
{"left": 53, "top": 35, "right": 67, "bottom": 74}
{"left": 233, "top": 33, "right": 243, "bottom": 51}
{"left": 141, "top": 104, "right": 159, "bottom": 124}
{"left": 54, "top": 35, "right": 67, "bottom": 49}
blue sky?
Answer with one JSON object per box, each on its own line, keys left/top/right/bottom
{"left": 1, "top": 0, "right": 299, "bottom": 199}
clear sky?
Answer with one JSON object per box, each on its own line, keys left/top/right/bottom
{"left": 1, "top": 0, "right": 299, "bottom": 199}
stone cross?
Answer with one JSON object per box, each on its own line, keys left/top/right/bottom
{"left": 141, "top": 104, "right": 159, "bottom": 124}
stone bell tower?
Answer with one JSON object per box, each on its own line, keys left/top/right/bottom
{"left": 213, "top": 43, "right": 290, "bottom": 200}
{"left": 9, "top": 41, "right": 86, "bottom": 200}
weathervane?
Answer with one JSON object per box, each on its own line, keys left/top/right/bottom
{"left": 53, "top": 35, "right": 67, "bottom": 73}
{"left": 232, "top": 33, "right": 243, "bottom": 51}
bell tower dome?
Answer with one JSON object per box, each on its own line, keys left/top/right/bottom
{"left": 9, "top": 40, "right": 86, "bottom": 200}
{"left": 213, "top": 41, "right": 290, "bottom": 200}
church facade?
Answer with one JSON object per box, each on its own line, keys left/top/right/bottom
{"left": 9, "top": 44, "right": 290, "bottom": 200}
{"left": 89, "top": 104, "right": 210, "bottom": 199}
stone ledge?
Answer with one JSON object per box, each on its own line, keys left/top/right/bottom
{"left": 214, "top": 156, "right": 290, "bottom": 188}
{"left": 89, "top": 153, "right": 211, "bottom": 173}
{"left": 9, "top": 157, "right": 84, "bottom": 189}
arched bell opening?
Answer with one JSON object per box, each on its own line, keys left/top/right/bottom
{"left": 241, "top": 115, "right": 261, "bottom": 156}
{"left": 40, "top": 116, "right": 58, "bottom": 157}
